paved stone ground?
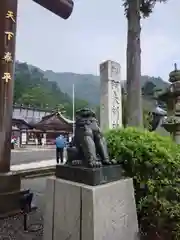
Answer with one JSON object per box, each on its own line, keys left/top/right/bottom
{"left": 11, "top": 148, "right": 56, "bottom": 165}
{"left": 0, "top": 177, "right": 47, "bottom": 240}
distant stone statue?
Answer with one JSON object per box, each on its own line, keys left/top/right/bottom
{"left": 67, "top": 108, "right": 115, "bottom": 168}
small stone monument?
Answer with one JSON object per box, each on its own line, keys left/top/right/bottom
{"left": 100, "top": 60, "right": 122, "bottom": 131}
{"left": 43, "top": 108, "right": 138, "bottom": 240}
{"left": 158, "top": 64, "right": 180, "bottom": 143}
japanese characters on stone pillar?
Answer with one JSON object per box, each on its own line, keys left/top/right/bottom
{"left": 100, "top": 60, "right": 122, "bottom": 131}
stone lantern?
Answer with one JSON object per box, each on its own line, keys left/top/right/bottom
{"left": 158, "top": 64, "right": 180, "bottom": 143}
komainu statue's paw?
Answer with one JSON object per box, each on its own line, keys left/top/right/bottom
{"left": 96, "top": 161, "right": 102, "bottom": 167}
{"left": 72, "top": 160, "right": 82, "bottom": 166}
{"left": 102, "top": 159, "right": 112, "bottom": 165}
{"left": 110, "top": 159, "right": 117, "bottom": 164}
{"left": 88, "top": 160, "right": 102, "bottom": 168}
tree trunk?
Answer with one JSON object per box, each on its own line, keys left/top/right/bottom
{"left": 126, "top": 0, "right": 143, "bottom": 127}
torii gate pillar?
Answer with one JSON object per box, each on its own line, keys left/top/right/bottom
{"left": 0, "top": 0, "right": 73, "bottom": 217}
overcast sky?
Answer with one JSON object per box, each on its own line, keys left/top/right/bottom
{"left": 16, "top": 0, "right": 180, "bottom": 80}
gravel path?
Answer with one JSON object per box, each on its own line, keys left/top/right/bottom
{"left": 0, "top": 210, "right": 43, "bottom": 240}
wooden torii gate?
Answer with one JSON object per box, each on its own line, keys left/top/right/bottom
{"left": 0, "top": 0, "right": 74, "bottom": 216}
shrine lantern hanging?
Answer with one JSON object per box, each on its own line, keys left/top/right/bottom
{"left": 33, "top": 0, "right": 74, "bottom": 19}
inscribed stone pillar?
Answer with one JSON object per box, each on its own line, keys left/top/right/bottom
{"left": 0, "top": 0, "right": 18, "bottom": 172}
{"left": 100, "top": 60, "right": 122, "bottom": 131}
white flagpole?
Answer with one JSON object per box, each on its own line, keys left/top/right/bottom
{"left": 72, "top": 84, "right": 75, "bottom": 136}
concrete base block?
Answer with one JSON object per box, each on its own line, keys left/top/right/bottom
{"left": 0, "top": 172, "right": 29, "bottom": 217}
{"left": 43, "top": 177, "right": 139, "bottom": 240}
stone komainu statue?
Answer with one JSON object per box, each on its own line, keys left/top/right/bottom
{"left": 67, "top": 108, "right": 115, "bottom": 168}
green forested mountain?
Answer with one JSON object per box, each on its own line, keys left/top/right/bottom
{"left": 44, "top": 71, "right": 100, "bottom": 105}
{"left": 44, "top": 71, "right": 169, "bottom": 106}
{"left": 14, "top": 61, "right": 169, "bottom": 117}
{"left": 14, "top": 62, "right": 89, "bottom": 118}
{"left": 43, "top": 70, "right": 169, "bottom": 105}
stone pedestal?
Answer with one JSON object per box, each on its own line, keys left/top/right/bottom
{"left": 0, "top": 172, "right": 29, "bottom": 218}
{"left": 173, "top": 130, "right": 180, "bottom": 144}
{"left": 55, "top": 164, "right": 123, "bottom": 186}
{"left": 43, "top": 177, "right": 138, "bottom": 240}
{"left": 100, "top": 60, "right": 122, "bottom": 131}
{"left": 172, "top": 125, "right": 180, "bottom": 144}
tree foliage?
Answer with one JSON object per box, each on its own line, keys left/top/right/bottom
{"left": 105, "top": 127, "right": 180, "bottom": 239}
{"left": 142, "top": 81, "right": 156, "bottom": 96}
{"left": 123, "top": 0, "right": 167, "bottom": 18}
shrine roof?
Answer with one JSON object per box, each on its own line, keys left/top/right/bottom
{"left": 12, "top": 126, "right": 20, "bottom": 131}
{"left": 12, "top": 118, "right": 33, "bottom": 128}
{"left": 34, "top": 111, "right": 73, "bottom": 131}
{"left": 40, "top": 111, "right": 73, "bottom": 124}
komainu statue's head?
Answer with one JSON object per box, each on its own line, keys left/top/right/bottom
{"left": 75, "top": 108, "right": 96, "bottom": 119}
